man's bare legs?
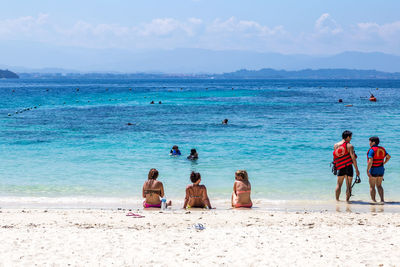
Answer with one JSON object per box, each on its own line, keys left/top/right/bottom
{"left": 336, "top": 175, "right": 353, "bottom": 201}
{"left": 345, "top": 176, "right": 353, "bottom": 202}
{"left": 336, "top": 176, "right": 345, "bottom": 201}
{"left": 372, "top": 176, "right": 384, "bottom": 202}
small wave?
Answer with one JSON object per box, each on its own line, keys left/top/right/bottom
{"left": 12, "top": 140, "right": 52, "bottom": 145}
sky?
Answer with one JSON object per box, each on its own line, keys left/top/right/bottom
{"left": 1, "top": 0, "right": 400, "bottom": 71}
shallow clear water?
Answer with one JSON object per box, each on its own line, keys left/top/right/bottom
{"left": 1, "top": 78, "right": 399, "bottom": 204}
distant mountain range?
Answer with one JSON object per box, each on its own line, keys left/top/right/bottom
{"left": 218, "top": 68, "right": 400, "bottom": 79}
{"left": 17, "top": 68, "right": 400, "bottom": 79}
{"left": 1, "top": 40, "right": 400, "bottom": 73}
{"left": 0, "top": 69, "right": 19, "bottom": 79}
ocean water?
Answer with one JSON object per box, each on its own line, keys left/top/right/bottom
{"left": 1, "top": 78, "right": 400, "bottom": 206}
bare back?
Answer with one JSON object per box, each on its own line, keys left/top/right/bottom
{"left": 142, "top": 180, "right": 164, "bottom": 204}
{"left": 185, "top": 184, "right": 211, "bottom": 208}
{"left": 233, "top": 180, "right": 252, "bottom": 205}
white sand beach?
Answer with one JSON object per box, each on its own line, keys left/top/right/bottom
{"left": 1, "top": 207, "right": 400, "bottom": 266}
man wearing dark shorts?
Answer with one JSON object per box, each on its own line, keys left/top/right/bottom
{"left": 333, "top": 130, "right": 360, "bottom": 201}
{"left": 367, "top": 136, "right": 391, "bottom": 203}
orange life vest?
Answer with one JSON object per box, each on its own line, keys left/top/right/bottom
{"left": 367, "top": 146, "right": 386, "bottom": 167}
{"left": 333, "top": 142, "right": 353, "bottom": 170}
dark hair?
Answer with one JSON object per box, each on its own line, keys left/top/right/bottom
{"left": 148, "top": 168, "right": 159, "bottom": 180}
{"left": 172, "top": 145, "right": 178, "bottom": 150}
{"left": 369, "top": 136, "right": 380, "bottom": 145}
{"left": 190, "top": 148, "right": 197, "bottom": 155}
{"left": 342, "top": 130, "right": 352, "bottom": 140}
{"left": 190, "top": 171, "right": 201, "bottom": 183}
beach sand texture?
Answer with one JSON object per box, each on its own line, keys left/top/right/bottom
{"left": 1, "top": 208, "right": 400, "bottom": 266}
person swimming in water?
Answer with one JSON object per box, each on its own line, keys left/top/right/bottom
{"left": 183, "top": 172, "right": 212, "bottom": 209}
{"left": 231, "top": 170, "right": 252, "bottom": 208}
{"left": 142, "top": 168, "right": 171, "bottom": 208}
{"left": 170, "top": 145, "right": 181, "bottom": 156}
{"left": 222, "top": 118, "right": 228, "bottom": 125}
{"left": 187, "top": 148, "right": 198, "bottom": 160}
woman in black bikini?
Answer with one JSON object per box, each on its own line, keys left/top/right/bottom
{"left": 183, "top": 171, "right": 212, "bottom": 209}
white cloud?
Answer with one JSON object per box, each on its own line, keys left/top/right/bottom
{"left": 139, "top": 18, "right": 181, "bottom": 36}
{"left": 315, "top": 13, "right": 342, "bottom": 34}
{"left": 188, "top": 17, "right": 203, "bottom": 25}
{"left": 1, "top": 13, "right": 400, "bottom": 54}
{"left": 0, "top": 13, "right": 49, "bottom": 36}
{"left": 356, "top": 21, "right": 400, "bottom": 40}
{"left": 208, "top": 17, "right": 285, "bottom": 36}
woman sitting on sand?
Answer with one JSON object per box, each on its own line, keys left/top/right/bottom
{"left": 142, "top": 168, "right": 171, "bottom": 208}
{"left": 231, "top": 170, "right": 252, "bottom": 208}
{"left": 183, "top": 172, "right": 212, "bottom": 209}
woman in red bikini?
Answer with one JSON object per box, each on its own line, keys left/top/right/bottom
{"left": 231, "top": 170, "right": 252, "bottom": 208}
{"left": 142, "top": 168, "right": 171, "bottom": 208}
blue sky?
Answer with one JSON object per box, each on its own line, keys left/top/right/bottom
{"left": 1, "top": 0, "right": 399, "bottom": 54}
{"left": 1, "top": 0, "right": 400, "bottom": 71}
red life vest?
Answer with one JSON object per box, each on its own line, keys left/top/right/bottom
{"left": 333, "top": 142, "right": 353, "bottom": 170}
{"left": 367, "top": 146, "right": 386, "bottom": 167}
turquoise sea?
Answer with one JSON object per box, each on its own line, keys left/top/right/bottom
{"left": 1, "top": 78, "right": 399, "bottom": 208}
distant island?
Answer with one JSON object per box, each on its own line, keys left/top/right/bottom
{"left": 0, "top": 69, "right": 19, "bottom": 79}
{"left": 17, "top": 68, "right": 400, "bottom": 80}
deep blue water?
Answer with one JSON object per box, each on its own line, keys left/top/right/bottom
{"left": 1, "top": 78, "right": 399, "bottom": 202}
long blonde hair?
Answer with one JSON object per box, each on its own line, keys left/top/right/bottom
{"left": 235, "top": 170, "right": 248, "bottom": 181}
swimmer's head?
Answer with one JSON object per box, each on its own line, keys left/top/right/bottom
{"left": 235, "top": 170, "right": 248, "bottom": 181}
{"left": 190, "top": 148, "right": 197, "bottom": 155}
{"left": 222, "top": 119, "right": 228, "bottom": 124}
{"left": 172, "top": 145, "right": 179, "bottom": 150}
{"left": 190, "top": 171, "right": 201, "bottom": 183}
{"left": 148, "top": 168, "right": 159, "bottom": 180}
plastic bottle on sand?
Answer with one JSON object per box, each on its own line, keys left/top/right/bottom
{"left": 161, "top": 198, "right": 167, "bottom": 210}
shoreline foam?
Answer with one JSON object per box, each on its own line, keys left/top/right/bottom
{"left": 1, "top": 196, "right": 400, "bottom": 213}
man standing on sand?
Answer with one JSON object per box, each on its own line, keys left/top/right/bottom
{"left": 367, "top": 136, "right": 391, "bottom": 203}
{"left": 333, "top": 130, "right": 360, "bottom": 201}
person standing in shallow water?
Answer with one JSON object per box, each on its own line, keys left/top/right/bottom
{"left": 231, "top": 170, "right": 252, "bottom": 208}
{"left": 333, "top": 130, "right": 360, "bottom": 201}
{"left": 367, "top": 136, "right": 391, "bottom": 203}
{"left": 187, "top": 148, "right": 198, "bottom": 160}
{"left": 170, "top": 145, "right": 181, "bottom": 156}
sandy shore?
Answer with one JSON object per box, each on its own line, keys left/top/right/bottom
{"left": 1, "top": 208, "right": 400, "bottom": 266}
